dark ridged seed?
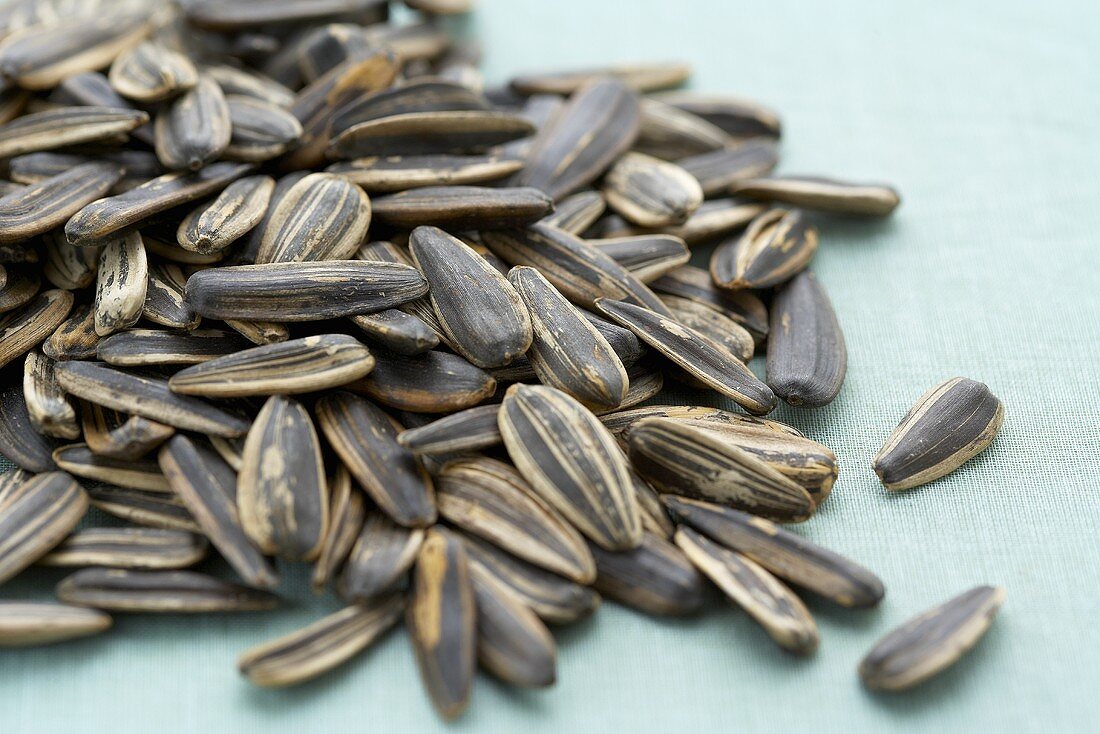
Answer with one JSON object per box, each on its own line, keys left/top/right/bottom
{"left": 224, "top": 319, "right": 289, "bottom": 346}
{"left": 0, "top": 14, "right": 150, "bottom": 90}
{"left": 472, "top": 566, "right": 557, "bottom": 688}
{"left": 583, "top": 309, "right": 646, "bottom": 367}
{"left": 653, "top": 92, "right": 782, "bottom": 140}
{"left": 0, "top": 106, "right": 146, "bottom": 161}
{"left": 499, "top": 383, "right": 641, "bottom": 551}
{"left": 0, "top": 387, "right": 58, "bottom": 472}
{"left": 328, "top": 154, "right": 521, "bottom": 192}
{"left": 629, "top": 419, "right": 813, "bottom": 522}
{"left": 397, "top": 405, "right": 502, "bottom": 455}
{"left": 767, "top": 270, "right": 847, "bottom": 407}
{"left": 257, "top": 173, "right": 370, "bottom": 264}
{"left": 238, "top": 596, "right": 405, "bottom": 688}
{"left": 82, "top": 402, "right": 174, "bottom": 461}
{"left": 338, "top": 512, "right": 424, "bottom": 601}
{"left": 293, "top": 24, "right": 374, "bottom": 84}
{"left": 0, "top": 289, "right": 72, "bottom": 368}
{"left": 205, "top": 64, "right": 295, "bottom": 108}
{"left": 154, "top": 76, "right": 232, "bottom": 171}
{"left": 635, "top": 98, "right": 731, "bottom": 160}
{"left": 238, "top": 171, "right": 305, "bottom": 263}
{"left": 185, "top": 0, "right": 385, "bottom": 30}
{"left": 65, "top": 161, "right": 253, "bottom": 247}
{"left": 373, "top": 186, "right": 552, "bottom": 229}
{"left": 509, "top": 265, "right": 628, "bottom": 410}
{"left": 515, "top": 79, "right": 641, "bottom": 200}
{"left": 142, "top": 262, "right": 199, "bottom": 330}
{"left": 97, "top": 329, "right": 249, "bottom": 367}
{"left": 312, "top": 467, "right": 364, "bottom": 593}
{"left": 22, "top": 350, "right": 79, "bottom": 439}
{"left": 602, "top": 152, "right": 703, "bottom": 227}
{"left": 39, "top": 528, "right": 208, "bottom": 570}
{"left": 316, "top": 391, "right": 436, "bottom": 527}
{"left": 43, "top": 232, "right": 99, "bottom": 290}
{"left": 349, "top": 309, "right": 439, "bottom": 355}
{"left": 678, "top": 140, "right": 779, "bottom": 198}
{"left": 55, "top": 568, "right": 278, "bottom": 612}
{"left": 658, "top": 198, "right": 768, "bottom": 244}
{"left": 351, "top": 349, "right": 495, "bottom": 414}
{"left": 409, "top": 226, "right": 531, "bottom": 368}
{"left": 88, "top": 485, "right": 200, "bottom": 533}
{"left": 94, "top": 232, "right": 146, "bottom": 336}
{"left": 225, "top": 95, "right": 304, "bottom": 162}
{"left": 541, "top": 190, "right": 606, "bottom": 234}
{"left": 859, "top": 586, "right": 1005, "bottom": 691}
{"left": 42, "top": 304, "right": 99, "bottom": 360}
{"left": 664, "top": 495, "right": 884, "bottom": 607}
{"left": 0, "top": 265, "right": 40, "bottom": 312}
{"left": 10, "top": 149, "right": 161, "bottom": 190}
{"left": 676, "top": 527, "right": 818, "bottom": 653}
{"left": 0, "top": 602, "right": 112, "bottom": 647}
{"left": 330, "top": 110, "right": 533, "bottom": 158}
{"left": 52, "top": 443, "right": 168, "bottom": 492}
{"left": 238, "top": 396, "right": 328, "bottom": 562}
{"left": 482, "top": 223, "right": 672, "bottom": 315}
{"left": 54, "top": 361, "right": 250, "bottom": 437}
{"left": 631, "top": 470, "right": 675, "bottom": 538}
{"left": 178, "top": 175, "right": 275, "bottom": 254}
{"left": 590, "top": 234, "right": 690, "bottom": 283}
{"left": 185, "top": 261, "right": 427, "bottom": 321}
{"left": 510, "top": 62, "right": 690, "bottom": 96}
{"left": 712, "top": 208, "right": 818, "bottom": 290}
{"left": 730, "top": 176, "right": 901, "bottom": 217}
{"left": 651, "top": 264, "right": 769, "bottom": 340}
{"left": 169, "top": 334, "right": 375, "bottom": 397}
{"left": 589, "top": 532, "right": 705, "bottom": 616}
{"left": 0, "top": 471, "right": 87, "bottom": 584}
{"left": 873, "top": 378, "right": 1004, "bottom": 491}
{"left": 158, "top": 434, "right": 279, "bottom": 589}
{"left": 438, "top": 457, "right": 596, "bottom": 584}
{"left": 595, "top": 298, "right": 777, "bottom": 415}
{"left": 109, "top": 41, "right": 198, "bottom": 103}
{"left": 331, "top": 79, "right": 490, "bottom": 137}
{"left": 662, "top": 295, "right": 754, "bottom": 362}
{"left": 0, "top": 162, "right": 123, "bottom": 244}
{"left": 408, "top": 528, "right": 477, "bottom": 720}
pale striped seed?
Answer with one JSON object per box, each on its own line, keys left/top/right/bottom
{"left": 349, "top": 309, "right": 439, "bottom": 355}
{"left": 659, "top": 198, "right": 768, "bottom": 244}
{"left": 23, "top": 350, "right": 78, "bottom": 439}
{"left": 82, "top": 402, "right": 174, "bottom": 461}
{"left": 873, "top": 378, "right": 1004, "bottom": 491}
{"left": 0, "top": 161, "right": 123, "bottom": 244}
{"left": 109, "top": 41, "right": 198, "bottom": 103}
{"left": 239, "top": 596, "right": 404, "bottom": 688}
{"left": 678, "top": 139, "right": 779, "bottom": 197}
{"left": 43, "top": 232, "right": 100, "bottom": 290}
{"left": 664, "top": 495, "right": 884, "bottom": 607}
{"left": 87, "top": 485, "right": 199, "bottom": 532}
{"left": 0, "top": 288, "right": 72, "bottom": 368}
{"left": 635, "top": 98, "right": 731, "bottom": 160}
{"left": 0, "top": 265, "right": 40, "bottom": 312}
{"left": 351, "top": 348, "right": 495, "bottom": 414}
{"left": 177, "top": 175, "right": 275, "bottom": 254}
{"left": 541, "top": 190, "right": 606, "bottom": 234}
{"left": 602, "top": 152, "right": 703, "bottom": 227}
{"left": 205, "top": 64, "right": 294, "bottom": 108}
{"left": 330, "top": 79, "right": 490, "bottom": 137}
{"left": 53, "top": 443, "right": 168, "bottom": 492}
{"left": 41, "top": 303, "right": 98, "bottom": 360}
{"left": 97, "top": 328, "right": 250, "bottom": 367}
{"left": 859, "top": 586, "right": 1004, "bottom": 691}
{"left": 330, "top": 110, "right": 534, "bottom": 158}
{"left": 630, "top": 419, "right": 814, "bottom": 521}
{"left": 0, "top": 106, "right": 148, "bottom": 159}
{"left": 397, "top": 406, "right": 502, "bottom": 457}
{"left": 338, "top": 512, "right": 424, "bottom": 601}
{"left": 328, "top": 153, "right": 521, "bottom": 192}
{"left": 225, "top": 94, "right": 303, "bottom": 162}
{"left": 730, "top": 176, "right": 901, "bottom": 217}
{"left": 767, "top": 270, "right": 847, "bottom": 408}
{"left": 653, "top": 92, "right": 782, "bottom": 140}
{"left": 590, "top": 234, "right": 690, "bottom": 283}
{"left": 312, "top": 466, "right": 365, "bottom": 593}
{"left": 56, "top": 568, "right": 279, "bottom": 612}
{"left": 257, "top": 172, "right": 370, "bottom": 263}
{"left": 143, "top": 261, "right": 200, "bottom": 330}
{"left": 661, "top": 295, "right": 754, "bottom": 362}
{"left": 0, "top": 602, "right": 112, "bottom": 647}
{"left": 510, "top": 62, "right": 690, "bottom": 96}
{"left": 589, "top": 532, "right": 706, "bottom": 617}
{"left": 0, "top": 471, "right": 87, "bottom": 584}
{"left": 39, "top": 527, "right": 208, "bottom": 570}
{"left": 316, "top": 391, "right": 436, "bottom": 527}
{"left": 373, "top": 186, "right": 552, "bottom": 229}
{"left": 154, "top": 75, "right": 231, "bottom": 171}
{"left": 711, "top": 208, "right": 818, "bottom": 290}
{"left": 651, "top": 264, "right": 769, "bottom": 340}
{"left": 472, "top": 566, "right": 557, "bottom": 688}
{"left": 676, "top": 526, "right": 818, "bottom": 654}
{"left": 93, "top": 231, "right": 146, "bottom": 336}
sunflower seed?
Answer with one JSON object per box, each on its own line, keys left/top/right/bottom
{"left": 0, "top": 288, "right": 72, "bottom": 368}
{"left": 730, "top": 176, "right": 901, "bottom": 217}
{"left": 0, "top": 265, "right": 40, "bottom": 312}
{"left": 859, "top": 586, "right": 1005, "bottom": 691}
{"left": 635, "top": 98, "right": 731, "bottom": 160}
{"left": 873, "top": 377, "right": 1004, "bottom": 491}
{"left": 330, "top": 79, "right": 490, "bottom": 136}
{"left": 676, "top": 526, "right": 818, "bottom": 654}
{"left": 92, "top": 232, "right": 146, "bottom": 336}
{"left": 629, "top": 418, "right": 814, "bottom": 521}
{"left": 154, "top": 75, "right": 231, "bottom": 171}
{"left": 22, "top": 350, "right": 78, "bottom": 439}
{"left": 294, "top": 24, "right": 374, "bottom": 83}
{"left": 56, "top": 568, "right": 279, "bottom": 612}
{"left": 224, "top": 94, "right": 304, "bottom": 162}
{"left": 510, "top": 62, "right": 690, "bottom": 96}
{"left": 678, "top": 139, "right": 778, "bottom": 197}
{"left": 140, "top": 261, "right": 198, "bottom": 330}
{"left": 0, "top": 242, "right": 36, "bottom": 264}
{"left": 185, "top": 260, "right": 427, "bottom": 321}
{"left": 39, "top": 527, "right": 208, "bottom": 570}
{"left": 96, "top": 329, "right": 243, "bottom": 367}
{"left": 0, "top": 162, "right": 123, "bottom": 244}
{"left": 52, "top": 443, "right": 169, "bottom": 492}
{"left": 664, "top": 495, "right": 884, "bottom": 607}
{"left": 81, "top": 402, "right": 174, "bottom": 461}
{"left": 0, "top": 87, "right": 27, "bottom": 126}
{"left": 351, "top": 348, "right": 495, "bottom": 414}
{"left": 471, "top": 565, "right": 556, "bottom": 688}
{"left": 396, "top": 405, "right": 501, "bottom": 456}
{"left": 0, "top": 469, "right": 32, "bottom": 511}
{"left": 0, "top": 602, "right": 112, "bottom": 647}
{"left": 311, "top": 466, "right": 364, "bottom": 593}
{"left": 9, "top": 149, "right": 160, "bottom": 190}
{"left": 257, "top": 173, "right": 370, "bottom": 264}
{"left": 0, "top": 106, "right": 148, "bottom": 159}
{"left": 590, "top": 234, "right": 690, "bottom": 283}
{"left": 373, "top": 186, "right": 552, "bottom": 229}
{"left": 613, "top": 360, "right": 665, "bottom": 412}
{"left": 653, "top": 92, "right": 782, "bottom": 141}
{"left": 315, "top": 391, "right": 436, "bottom": 527}
{"left": 602, "top": 152, "right": 703, "bottom": 227}
{"left": 224, "top": 319, "right": 289, "bottom": 346}
{"left": 405, "top": 0, "right": 474, "bottom": 14}
{"left": 711, "top": 208, "right": 818, "bottom": 290}
{"left": 43, "top": 232, "right": 100, "bottom": 290}
{"left": 205, "top": 64, "right": 295, "bottom": 108}
{"left": 0, "top": 471, "right": 87, "bottom": 584}
{"left": 651, "top": 264, "right": 769, "bottom": 340}
{"left": 158, "top": 434, "right": 279, "bottom": 589}
{"left": 186, "top": 0, "right": 385, "bottom": 30}
{"left": 109, "top": 41, "right": 198, "bottom": 103}
{"left": 661, "top": 295, "right": 754, "bottom": 362}
{"left": 88, "top": 484, "right": 200, "bottom": 533}
{"left": 41, "top": 303, "right": 99, "bottom": 360}
{"left": 338, "top": 512, "right": 424, "bottom": 601}
{"left": 329, "top": 153, "right": 521, "bottom": 192}
{"left": 589, "top": 532, "right": 705, "bottom": 616}
{"left": 177, "top": 175, "right": 275, "bottom": 255}
{"left": 238, "top": 596, "right": 404, "bottom": 687}
{"left": 330, "top": 110, "right": 533, "bottom": 158}
{"left": 630, "top": 470, "right": 675, "bottom": 538}
{"left": 655, "top": 198, "right": 768, "bottom": 244}
{"left": 54, "top": 361, "right": 250, "bottom": 437}
{"left": 349, "top": 309, "right": 439, "bottom": 355}
{"left": 0, "top": 386, "right": 58, "bottom": 472}
{"left": 541, "top": 190, "right": 606, "bottom": 234}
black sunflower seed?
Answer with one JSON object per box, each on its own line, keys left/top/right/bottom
{"left": 0, "top": 106, "right": 148, "bottom": 159}
{"left": 729, "top": 176, "right": 901, "bottom": 217}
{"left": 337, "top": 512, "right": 424, "bottom": 601}
{"left": 55, "top": 568, "right": 279, "bottom": 612}
{"left": 257, "top": 172, "right": 371, "bottom": 263}
{"left": 372, "top": 185, "right": 552, "bottom": 229}
{"left": 589, "top": 532, "right": 706, "bottom": 617}
{"left": 97, "top": 329, "right": 251, "bottom": 367}
{"left": 471, "top": 566, "right": 557, "bottom": 688}
{"left": 602, "top": 152, "right": 703, "bottom": 227}
{"left": 80, "top": 402, "right": 174, "bottom": 461}
{"left": 109, "top": 41, "right": 198, "bottom": 103}
{"left": 349, "top": 348, "right": 495, "bottom": 414}
{"left": 330, "top": 110, "right": 533, "bottom": 158}
{"left": 177, "top": 175, "right": 275, "bottom": 255}
{"left": 0, "top": 471, "right": 87, "bottom": 584}
{"left": 154, "top": 76, "right": 232, "bottom": 171}
{"left": 509, "top": 62, "right": 690, "bottom": 96}
{"left": 711, "top": 208, "right": 818, "bottom": 290}
{"left": 224, "top": 94, "right": 304, "bottom": 162}
{"left": 22, "top": 350, "right": 79, "bottom": 439}
{"left": 590, "top": 234, "right": 690, "bottom": 283}
{"left": 0, "top": 162, "right": 123, "bottom": 244}
{"left": 678, "top": 139, "right": 779, "bottom": 197}
{"left": 39, "top": 527, "right": 208, "bottom": 571}
{"left": 0, "top": 602, "right": 112, "bottom": 647}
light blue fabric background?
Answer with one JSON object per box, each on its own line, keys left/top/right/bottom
{"left": 2, "top": 1, "right": 1099, "bottom": 731}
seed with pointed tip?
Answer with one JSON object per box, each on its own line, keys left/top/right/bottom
{"left": 109, "top": 41, "right": 198, "bottom": 103}
{"left": 177, "top": 175, "right": 274, "bottom": 255}
{"left": 590, "top": 234, "right": 691, "bottom": 284}
{"left": 257, "top": 172, "right": 371, "bottom": 264}
{"left": 39, "top": 527, "right": 208, "bottom": 571}
{"left": 397, "top": 405, "right": 502, "bottom": 456}
{"left": 338, "top": 513, "right": 424, "bottom": 602}
{"left": 472, "top": 567, "right": 557, "bottom": 688}
{"left": 154, "top": 76, "right": 232, "bottom": 171}
{"left": 55, "top": 568, "right": 278, "bottom": 612}
{"left": 350, "top": 348, "right": 495, "bottom": 414}
{"left": 373, "top": 186, "right": 552, "bottom": 230}
{"left": 650, "top": 264, "right": 769, "bottom": 341}
{"left": 767, "top": 270, "right": 848, "bottom": 407}
{"left": 730, "top": 176, "right": 901, "bottom": 216}
{"left": 0, "top": 162, "right": 123, "bottom": 244}
{"left": 328, "top": 153, "right": 521, "bottom": 192}
{"left": 0, "top": 602, "right": 111, "bottom": 647}
{"left": 510, "top": 62, "right": 690, "bottom": 96}
{"left": 0, "top": 106, "right": 149, "bottom": 159}
{"left": 589, "top": 532, "right": 706, "bottom": 617}
{"left": 0, "top": 289, "right": 73, "bottom": 369}
{"left": 82, "top": 403, "right": 174, "bottom": 462}
{"left": 602, "top": 152, "right": 703, "bottom": 227}
{"left": 330, "top": 110, "right": 534, "bottom": 158}
{"left": 711, "top": 208, "right": 818, "bottom": 290}
{"left": 0, "top": 471, "right": 87, "bottom": 584}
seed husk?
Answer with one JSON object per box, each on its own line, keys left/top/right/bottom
{"left": 602, "top": 152, "right": 703, "bottom": 227}
{"left": 205, "top": 63, "right": 295, "bottom": 108}
{"left": 541, "top": 190, "right": 606, "bottom": 234}
{"left": 0, "top": 264, "right": 40, "bottom": 312}
{"left": 52, "top": 443, "right": 168, "bottom": 492}
{"left": 0, "top": 243, "right": 36, "bottom": 265}
{"left": 676, "top": 526, "right": 818, "bottom": 654}
{"left": 185, "top": 0, "right": 386, "bottom": 30}
{"left": 109, "top": 41, "right": 198, "bottom": 103}
{"left": 39, "top": 303, "right": 94, "bottom": 360}
{"left": 678, "top": 139, "right": 779, "bottom": 198}
{"left": 589, "top": 532, "right": 705, "bottom": 616}
{"left": 39, "top": 527, "right": 208, "bottom": 570}
{"left": 9, "top": 148, "right": 159, "bottom": 189}
{"left": 328, "top": 153, "right": 521, "bottom": 192}
{"left": 338, "top": 511, "right": 424, "bottom": 601}
{"left": 0, "top": 602, "right": 112, "bottom": 647}
{"left": 583, "top": 308, "right": 646, "bottom": 367}
{"left": 43, "top": 232, "right": 99, "bottom": 290}
{"left": 92, "top": 232, "right": 146, "bottom": 336}
{"left": 238, "top": 596, "right": 405, "bottom": 688}
{"left": 730, "top": 176, "right": 901, "bottom": 217}
{"left": 873, "top": 377, "right": 1004, "bottom": 491}
{"left": 613, "top": 360, "right": 665, "bottom": 413}
{"left": 590, "top": 234, "right": 690, "bottom": 283}
{"left": 0, "top": 471, "right": 87, "bottom": 584}
{"left": 658, "top": 198, "right": 768, "bottom": 244}
{"left": 0, "top": 162, "right": 123, "bottom": 244}
{"left": 311, "top": 466, "right": 364, "bottom": 593}
{"left": 154, "top": 76, "right": 232, "bottom": 171}
{"left": 472, "top": 565, "right": 557, "bottom": 688}
{"left": 630, "top": 469, "right": 675, "bottom": 539}
{"left": 652, "top": 92, "right": 782, "bottom": 140}
{"left": 661, "top": 295, "right": 754, "bottom": 362}
{"left": 225, "top": 94, "right": 304, "bottom": 162}
{"left": 0, "top": 106, "right": 148, "bottom": 160}
{"left": 22, "top": 350, "right": 79, "bottom": 439}
{"left": 499, "top": 383, "right": 641, "bottom": 550}
{"left": 438, "top": 457, "right": 596, "bottom": 584}
{"left": 396, "top": 405, "right": 502, "bottom": 455}
{"left": 143, "top": 232, "right": 223, "bottom": 266}
{"left": 0, "top": 288, "right": 72, "bottom": 368}
{"left": 351, "top": 348, "right": 495, "bottom": 414}
{"left": 169, "top": 334, "right": 375, "bottom": 397}
{"left": 0, "top": 386, "right": 58, "bottom": 472}
{"left": 238, "top": 395, "right": 328, "bottom": 562}
{"left": 97, "top": 329, "right": 247, "bottom": 367}
{"left": 349, "top": 308, "right": 439, "bottom": 355}
{"left": 712, "top": 208, "right": 818, "bottom": 290}
{"left": 82, "top": 402, "right": 174, "bottom": 461}
{"left": 331, "top": 79, "right": 489, "bottom": 137}
{"left": 185, "top": 260, "right": 427, "bottom": 321}
{"left": 408, "top": 528, "right": 477, "bottom": 720}
{"left": 316, "top": 391, "right": 437, "bottom": 527}
{"left": 664, "top": 495, "right": 884, "bottom": 607}
{"left": 629, "top": 418, "right": 814, "bottom": 522}
{"left": 859, "top": 586, "right": 1005, "bottom": 691}
{"left": 56, "top": 568, "right": 279, "bottom": 612}
{"left": 510, "top": 62, "right": 690, "bottom": 96}
{"left": 177, "top": 175, "right": 275, "bottom": 254}
{"left": 54, "top": 361, "right": 250, "bottom": 437}
{"left": 635, "top": 98, "right": 731, "bottom": 160}
{"left": 257, "top": 172, "right": 370, "bottom": 264}
{"left": 330, "top": 110, "right": 533, "bottom": 158}
{"left": 651, "top": 264, "right": 769, "bottom": 340}
{"left": 159, "top": 434, "right": 279, "bottom": 589}
{"left": 373, "top": 185, "right": 552, "bottom": 229}
{"left": 87, "top": 484, "right": 200, "bottom": 533}
{"left": 224, "top": 319, "right": 290, "bottom": 346}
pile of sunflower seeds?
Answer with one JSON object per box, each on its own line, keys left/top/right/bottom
{"left": 0, "top": 0, "right": 1007, "bottom": 719}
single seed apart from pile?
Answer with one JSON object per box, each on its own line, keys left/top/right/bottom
{"left": 729, "top": 176, "right": 901, "bottom": 216}
{"left": 0, "top": 601, "right": 110, "bottom": 647}
{"left": 39, "top": 528, "right": 208, "bottom": 570}
{"left": 55, "top": 568, "right": 279, "bottom": 613}
{"left": 767, "top": 270, "right": 848, "bottom": 407}
{"left": 0, "top": 471, "right": 88, "bottom": 584}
